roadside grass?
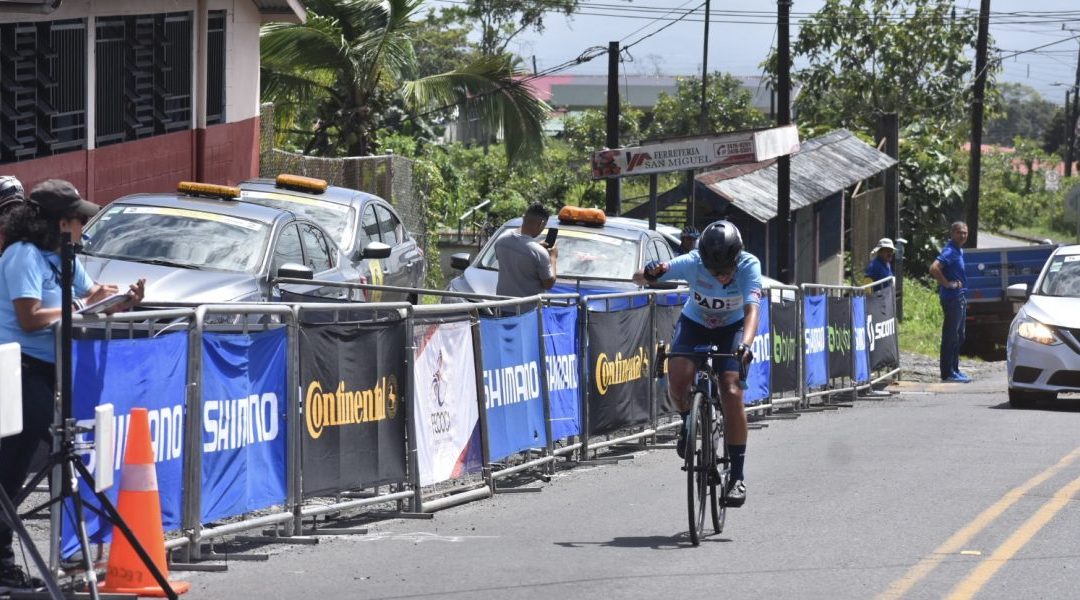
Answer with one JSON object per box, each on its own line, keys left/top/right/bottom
{"left": 899, "top": 277, "right": 942, "bottom": 357}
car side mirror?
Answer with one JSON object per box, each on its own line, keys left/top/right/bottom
{"left": 1006, "top": 282, "right": 1029, "bottom": 302}
{"left": 450, "top": 253, "right": 471, "bottom": 270}
{"left": 355, "top": 242, "right": 391, "bottom": 260}
{"left": 276, "top": 263, "right": 314, "bottom": 281}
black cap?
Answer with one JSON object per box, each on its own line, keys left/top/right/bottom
{"left": 29, "top": 179, "right": 99, "bottom": 220}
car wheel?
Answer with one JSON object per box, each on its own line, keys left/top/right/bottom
{"left": 1008, "top": 387, "right": 1053, "bottom": 408}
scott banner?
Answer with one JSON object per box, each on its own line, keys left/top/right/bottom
{"left": 542, "top": 305, "right": 581, "bottom": 440}
{"left": 852, "top": 296, "right": 870, "bottom": 383}
{"left": 480, "top": 310, "right": 548, "bottom": 462}
{"left": 803, "top": 294, "right": 828, "bottom": 388}
{"left": 586, "top": 305, "right": 652, "bottom": 435}
{"left": 300, "top": 321, "right": 408, "bottom": 497}
{"left": 771, "top": 299, "right": 800, "bottom": 395}
{"left": 866, "top": 285, "right": 900, "bottom": 371}
{"left": 745, "top": 299, "right": 771, "bottom": 404}
{"left": 827, "top": 296, "right": 853, "bottom": 379}
{"left": 200, "top": 329, "right": 288, "bottom": 523}
{"left": 413, "top": 320, "right": 483, "bottom": 487}
{"left": 64, "top": 332, "right": 189, "bottom": 557}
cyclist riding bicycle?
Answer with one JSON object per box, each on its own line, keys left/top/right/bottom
{"left": 632, "top": 220, "right": 761, "bottom": 507}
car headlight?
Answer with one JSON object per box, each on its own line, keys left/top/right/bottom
{"left": 1017, "top": 318, "right": 1061, "bottom": 345}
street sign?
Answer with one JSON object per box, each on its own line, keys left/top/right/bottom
{"left": 590, "top": 125, "right": 800, "bottom": 179}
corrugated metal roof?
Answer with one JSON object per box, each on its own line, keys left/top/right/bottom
{"left": 696, "top": 129, "right": 897, "bottom": 223}
{"left": 252, "top": 0, "right": 306, "bottom": 23}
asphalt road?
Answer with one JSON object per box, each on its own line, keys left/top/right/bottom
{"left": 150, "top": 361, "right": 1080, "bottom": 600}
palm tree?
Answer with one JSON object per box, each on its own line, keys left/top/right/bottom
{"left": 260, "top": 0, "right": 549, "bottom": 162}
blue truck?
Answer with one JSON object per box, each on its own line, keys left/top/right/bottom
{"left": 963, "top": 243, "right": 1056, "bottom": 346}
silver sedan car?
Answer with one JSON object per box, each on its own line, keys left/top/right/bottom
{"left": 1006, "top": 244, "right": 1080, "bottom": 407}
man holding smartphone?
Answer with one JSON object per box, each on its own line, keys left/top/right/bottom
{"left": 494, "top": 203, "right": 558, "bottom": 297}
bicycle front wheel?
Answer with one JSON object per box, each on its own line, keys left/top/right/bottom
{"left": 709, "top": 404, "right": 728, "bottom": 534}
{"left": 686, "top": 391, "right": 710, "bottom": 546}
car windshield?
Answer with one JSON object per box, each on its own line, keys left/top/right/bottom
{"left": 478, "top": 227, "right": 640, "bottom": 280}
{"left": 82, "top": 205, "right": 268, "bottom": 273}
{"left": 1037, "top": 254, "right": 1080, "bottom": 297}
{"left": 240, "top": 190, "right": 356, "bottom": 251}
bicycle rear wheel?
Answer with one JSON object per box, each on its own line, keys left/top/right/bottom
{"left": 686, "top": 391, "right": 710, "bottom": 546}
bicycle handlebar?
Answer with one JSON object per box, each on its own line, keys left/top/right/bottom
{"left": 654, "top": 342, "right": 749, "bottom": 382}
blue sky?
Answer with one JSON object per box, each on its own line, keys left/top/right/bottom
{"left": 432, "top": 0, "right": 1080, "bottom": 103}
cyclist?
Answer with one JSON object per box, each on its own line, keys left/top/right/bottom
{"left": 632, "top": 220, "right": 761, "bottom": 507}
{"left": 678, "top": 225, "right": 700, "bottom": 254}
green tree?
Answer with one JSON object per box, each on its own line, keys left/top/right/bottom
{"left": 645, "top": 73, "right": 768, "bottom": 139}
{"left": 439, "top": 0, "right": 579, "bottom": 57}
{"left": 985, "top": 83, "right": 1057, "bottom": 146}
{"left": 562, "top": 105, "right": 645, "bottom": 157}
{"left": 260, "top": 0, "right": 549, "bottom": 162}
{"left": 1042, "top": 104, "right": 1070, "bottom": 159}
{"left": 411, "top": 8, "right": 479, "bottom": 78}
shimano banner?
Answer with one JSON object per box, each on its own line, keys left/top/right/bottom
{"left": 200, "top": 329, "right": 287, "bottom": 523}
{"left": 803, "top": 295, "right": 828, "bottom": 388}
{"left": 586, "top": 305, "right": 652, "bottom": 435}
{"left": 745, "top": 299, "right": 771, "bottom": 404}
{"left": 542, "top": 305, "right": 581, "bottom": 440}
{"left": 653, "top": 295, "right": 686, "bottom": 415}
{"left": 64, "top": 332, "right": 188, "bottom": 557}
{"left": 413, "top": 320, "right": 483, "bottom": 487}
{"left": 299, "top": 321, "right": 408, "bottom": 497}
{"left": 480, "top": 310, "right": 548, "bottom": 462}
{"left": 852, "top": 296, "right": 870, "bottom": 383}
{"left": 827, "top": 297, "right": 853, "bottom": 379}
{"left": 866, "top": 286, "right": 900, "bottom": 371}
{"left": 771, "top": 299, "right": 800, "bottom": 395}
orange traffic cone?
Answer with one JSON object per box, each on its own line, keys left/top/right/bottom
{"left": 100, "top": 408, "right": 190, "bottom": 596}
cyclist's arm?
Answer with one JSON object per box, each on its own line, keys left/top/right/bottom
{"left": 740, "top": 301, "right": 760, "bottom": 347}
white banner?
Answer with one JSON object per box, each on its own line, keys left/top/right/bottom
{"left": 412, "top": 321, "right": 482, "bottom": 487}
{"left": 591, "top": 125, "right": 800, "bottom": 179}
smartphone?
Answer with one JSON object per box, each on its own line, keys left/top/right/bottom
{"left": 543, "top": 227, "right": 559, "bottom": 247}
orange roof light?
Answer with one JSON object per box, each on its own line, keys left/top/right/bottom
{"left": 275, "top": 174, "right": 328, "bottom": 194}
{"left": 558, "top": 206, "right": 606, "bottom": 227}
{"left": 177, "top": 181, "right": 240, "bottom": 199}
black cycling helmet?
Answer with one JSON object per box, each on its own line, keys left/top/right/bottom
{"left": 680, "top": 225, "right": 700, "bottom": 240}
{"left": 698, "top": 220, "right": 743, "bottom": 274}
{"left": 0, "top": 176, "right": 24, "bottom": 213}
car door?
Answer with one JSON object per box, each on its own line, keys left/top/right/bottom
{"left": 298, "top": 222, "right": 351, "bottom": 301}
{"left": 268, "top": 223, "right": 312, "bottom": 301}
{"left": 373, "top": 202, "right": 418, "bottom": 296}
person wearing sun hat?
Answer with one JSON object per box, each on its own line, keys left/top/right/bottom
{"left": 864, "top": 237, "right": 895, "bottom": 286}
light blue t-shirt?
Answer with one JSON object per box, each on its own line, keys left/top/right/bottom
{"left": 659, "top": 250, "right": 763, "bottom": 328}
{"left": 0, "top": 241, "right": 94, "bottom": 363}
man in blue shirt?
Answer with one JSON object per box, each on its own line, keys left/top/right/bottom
{"left": 930, "top": 221, "right": 970, "bottom": 383}
{"left": 864, "top": 237, "right": 894, "bottom": 284}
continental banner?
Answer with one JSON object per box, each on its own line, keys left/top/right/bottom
{"left": 827, "top": 296, "right": 853, "bottom": 379}
{"left": 586, "top": 305, "right": 652, "bottom": 435}
{"left": 745, "top": 299, "right": 771, "bottom": 404}
{"left": 867, "top": 285, "right": 900, "bottom": 371}
{"left": 852, "top": 296, "right": 870, "bottom": 383}
{"left": 654, "top": 294, "right": 686, "bottom": 416}
{"left": 542, "top": 306, "right": 581, "bottom": 440}
{"left": 413, "top": 320, "right": 483, "bottom": 487}
{"left": 64, "top": 332, "right": 189, "bottom": 558}
{"left": 299, "top": 321, "right": 407, "bottom": 497}
{"left": 201, "top": 329, "right": 288, "bottom": 523}
{"left": 480, "top": 310, "right": 548, "bottom": 462}
{"left": 803, "top": 294, "right": 828, "bottom": 388}
{"left": 770, "top": 299, "right": 800, "bottom": 394}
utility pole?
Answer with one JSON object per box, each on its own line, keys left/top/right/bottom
{"left": 966, "top": 0, "right": 991, "bottom": 249}
{"left": 605, "top": 41, "right": 621, "bottom": 216}
{"left": 1068, "top": 90, "right": 1075, "bottom": 178}
{"left": 1068, "top": 38, "right": 1080, "bottom": 177}
{"left": 698, "top": 0, "right": 711, "bottom": 133}
{"left": 878, "top": 113, "right": 902, "bottom": 318}
{"left": 776, "top": 0, "right": 792, "bottom": 284}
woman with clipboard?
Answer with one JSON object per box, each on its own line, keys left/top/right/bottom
{"left": 0, "top": 180, "right": 144, "bottom": 591}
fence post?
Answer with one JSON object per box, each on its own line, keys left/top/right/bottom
{"left": 578, "top": 297, "right": 591, "bottom": 461}
{"left": 288, "top": 307, "right": 303, "bottom": 536}
{"left": 647, "top": 292, "right": 657, "bottom": 444}
{"left": 181, "top": 307, "right": 206, "bottom": 560}
{"left": 470, "top": 309, "right": 494, "bottom": 492}
{"left": 405, "top": 313, "right": 424, "bottom": 513}
{"left": 536, "top": 301, "right": 556, "bottom": 476}
{"left": 797, "top": 286, "right": 807, "bottom": 409}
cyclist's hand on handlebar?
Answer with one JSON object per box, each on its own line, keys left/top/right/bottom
{"left": 735, "top": 343, "right": 753, "bottom": 365}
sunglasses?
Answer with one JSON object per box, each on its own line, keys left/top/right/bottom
{"left": 709, "top": 265, "right": 736, "bottom": 279}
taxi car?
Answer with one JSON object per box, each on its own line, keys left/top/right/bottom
{"left": 79, "top": 182, "right": 364, "bottom": 305}
{"left": 1006, "top": 244, "right": 1080, "bottom": 407}
{"left": 238, "top": 174, "right": 425, "bottom": 302}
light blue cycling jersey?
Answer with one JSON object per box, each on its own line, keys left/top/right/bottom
{"left": 657, "top": 250, "right": 763, "bottom": 329}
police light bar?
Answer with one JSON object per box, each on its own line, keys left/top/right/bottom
{"left": 275, "top": 174, "right": 328, "bottom": 194}
{"left": 177, "top": 181, "right": 240, "bottom": 200}
{"left": 558, "top": 206, "right": 606, "bottom": 227}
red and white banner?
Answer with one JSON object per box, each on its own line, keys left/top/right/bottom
{"left": 412, "top": 321, "right": 483, "bottom": 486}
{"left": 591, "top": 125, "right": 800, "bottom": 179}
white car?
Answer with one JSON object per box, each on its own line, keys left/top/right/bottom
{"left": 1006, "top": 244, "right": 1080, "bottom": 407}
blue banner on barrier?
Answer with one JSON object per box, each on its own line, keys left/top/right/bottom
{"left": 853, "top": 296, "right": 870, "bottom": 383}
{"left": 745, "top": 299, "right": 771, "bottom": 404}
{"left": 64, "top": 332, "right": 188, "bottom": 557}
{"left": 200, "top": 328, "right": 288, "bottom": 523}
{"left": 803, "top": 295, "right": 828, "bottom": 388}
{"left": 541, "top": 305, "right": 581, "bottom": 440}
{"left": 480, "top": 310, "right": 549, "bottom": 461}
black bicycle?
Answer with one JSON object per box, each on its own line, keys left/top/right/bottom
{"left": 656, "top": 342, "right": 748, "bottom": 546}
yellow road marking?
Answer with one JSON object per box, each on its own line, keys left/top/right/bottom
{"left": 944, "top": 473, "right": 1080, "bottom": 600}
{"left": 876, "top": 445, "right": 1080, "bottom": 600}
